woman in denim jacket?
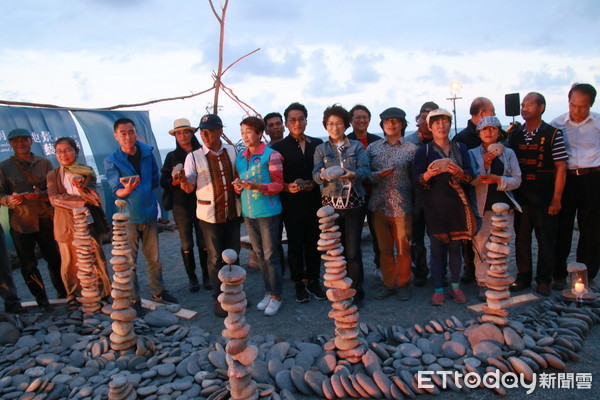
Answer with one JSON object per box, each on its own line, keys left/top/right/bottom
{"left": 313, "top": 104, "right": 370, "bottom": 307}
{"left": 469, "top": 116, "right": 521, "bottom": 300}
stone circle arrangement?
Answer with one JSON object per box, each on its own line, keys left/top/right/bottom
{"left": 72, "top": 206, "right": 102, "bottom": 314}
{"left": 107, "top": 199, "right": 137, "bottom": 352}
{"left": 217, "top": 249, "right": 259, "bottom": 400}
{"left": 316, "top": 205, "right": 365, "bottom": 364}
{"left": 482, "top": 202, "right": 515, "bottom": 326}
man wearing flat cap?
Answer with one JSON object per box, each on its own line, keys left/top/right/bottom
{"left": 366, "top": 108, "right": 417, "bottom": 300}
{"left": 180, "top": 114, "right": 240, "bottom": 317}
{"left": 0, "top": 128, "right": 66, "bottom": 311}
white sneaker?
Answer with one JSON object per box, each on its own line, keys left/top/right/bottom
{"left": 257, "top": 294, "right": 272, "bottom": 311}
{"left": 264, "top": 298, "right": 282, "bottom": 316}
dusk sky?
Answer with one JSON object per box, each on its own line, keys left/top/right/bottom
{"left": 1, "top": 0, "right": 599, "bottom": 150}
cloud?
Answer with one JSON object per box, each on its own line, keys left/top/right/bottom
{"left": 304, "top": 49, "right": 347, "bottom": 98}
{"left": 518, "top": 66, "right": 576, "bottom": 90}
{"left": 72, "top": 71, "right": 91, "bottom": 102}
{"left": 349, "top": 53, "right": 383, "bottom": 84}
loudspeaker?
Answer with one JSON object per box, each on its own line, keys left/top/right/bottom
{"left": 505, "top": 93, "right": 520, "bottom": 117}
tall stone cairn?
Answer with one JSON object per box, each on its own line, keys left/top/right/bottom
{"left": 108, "top": 199, "right": 137, "bottom": 351}
{"left": 482, "top": 202, "right": 514, "bottom": 326}
{"left": 218, "top": 249, "right": 259, "bottom": 400}
{"left": 317, "top": 205, "right": 365, "bottom": 363}
{"left": 72, "top": 206, "right": 102, "bottom": 314}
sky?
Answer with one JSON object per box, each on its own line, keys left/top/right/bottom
{"left": 1, "top": 0, "right": 599, "bottom": 150}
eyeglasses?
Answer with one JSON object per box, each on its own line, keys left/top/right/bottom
{"left": 55, "top": 148, "right": 75, "bottom": 155}
{"left": 287, "top": 118, "right": 306, "bottom": 125}
{"left": 383, "top": 118, "right": 401, "bottom": 125}
{"left": 326, "top": 122, "right": 345, "bottom": 129}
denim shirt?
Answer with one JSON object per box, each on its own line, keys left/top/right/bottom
{"left": 312, "top": 137, "right": 369, "bottom": 199}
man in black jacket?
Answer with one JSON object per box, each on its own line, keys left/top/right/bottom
{"left": 272, "top": 102, "right": 326, "bottom": 303}
{"left": 348, "top": 105, "right": 382, "bottom": 274}
{"left": 452, "top": 97, "right": 495, "bottom": 283}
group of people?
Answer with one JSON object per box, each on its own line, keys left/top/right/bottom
{"left": 0, "top": 118, "right": 179, "bottom": 315}
{"left": 0, "top": 82, "right": 597, "bottom": 318}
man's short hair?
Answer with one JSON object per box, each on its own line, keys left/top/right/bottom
{"left": 469, "top": 97, "right": 493, "bottom": 116}
{"left": 240, "top": 116, "right": 265, "bottom": 135}
{"left": 263, "top": 112, "right": 283, "bottom": 123}
{"left": 349, "top": 104, "right": 371, "bottom": 119}
{"left": 284, "top": 102, "right": 308, "bottom": 120}
{"left": 114, "top": 117, "right": 135, "bottom": 131}
{"left": 569, "top": 83, "right": 597, "bottom": 106}
{"left": 322, "top": 104, "right": 351, "bottom": 129}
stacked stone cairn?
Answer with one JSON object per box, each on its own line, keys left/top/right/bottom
{"left": 218, "top": 249, "right": 259, "bottom": 400}
{"left": 317, "top": 205, "right": 366, "bottom": 363}
{"left": 108, "top": 199, "right": 137, "bottom": 351}
{"left": 72, "top": 206, "right": 102, "bottom": 314}
{"left": 481, "top": 202, "right": 514, "bottom": 326}
{"left": 108, "top": 375, "right": 135, "bottom": 400}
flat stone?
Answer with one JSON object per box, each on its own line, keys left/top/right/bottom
{"left": 503, "top": 327, "right": 525, "bottom": 351}
{"left": 290, "top": 366, "right": 312, "bottom": 396}
{"left": 317, "top": 205, "right": 336, "bottom": 217}
{"left": 372, "top": 370, "right": 393, "bottom": 400}
{"left": 326, "top": 288, "right": 356, "bottom": 302}
{"left": 304, "top": 370, "right": 326, "bottom": 398}
{"left": 508, "top": 357, "right": 534, "bottom": 382}
{"left": 0, "top": 322, "right": 20, "bottom": 345}
{"left": 111, "top": 308, "right": 137, "bottom": 322}
{"left": 361, "top": 349, "right": 382, "bottom": 375}
{"left": 422, "top": 353, "right": 437, "bottom": 365}
{"left": 274, "top": 370, "right": 296, "bottom": 393}
{"left": 218, "top": 264, "right": 246, "bottom": 284}
{"left": 442, "top": 341, "right": 466, "bottom": 359}
{"left": 355, "top": 372, "right": 383, "bottom": 399}
{"left": 467, "top": 323, "right": 504, "bottom": 347}
{"left": 208, "top": 350, "right": 227, "bottom": 370}
{"left": 156, "top": 363, "right": 176, "bottom": 377}
{"left": 35, "top": 353, "right": 61, "bottom": 366}
{"left": 266, "top": 341, "right": 290, "bottom": 362}
{"left": 473, "top": 340, "right": 503, "bottom": 361}
{"left": 296, "top": 342, "right": 323, "bottom": 359}
{"left": 399, "top": 343, "right": 423, "bottom": 358}
{"left": 144, "top": 310, "right": 178, "bottom": 327}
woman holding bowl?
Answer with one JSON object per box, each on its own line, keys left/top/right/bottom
{"left": 47, "top": 137, "right": 111, "bottom": 310}
{"left": 469, "top": 116, "right": 521, "bottom": 300}
{"left": 412, "top": 109, "right": 476, "bottom": 306}
{"left": 313, "top": 104, "right": 370, "bottom": 307}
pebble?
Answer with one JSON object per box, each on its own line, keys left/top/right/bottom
{"left": 145, "top": 310, "right": 179, "bottom": 328}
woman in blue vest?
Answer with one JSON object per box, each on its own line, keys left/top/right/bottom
{"left": 234, "top": 116, "right": 285, "bottom": 316}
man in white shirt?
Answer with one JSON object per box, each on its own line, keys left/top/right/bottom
{"left": 551, "top": 83, "right": 600, "bottom": 288}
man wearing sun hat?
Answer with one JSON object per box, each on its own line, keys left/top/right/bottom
{"left": 161, "top": 118, "right": 211, "bottom": 293}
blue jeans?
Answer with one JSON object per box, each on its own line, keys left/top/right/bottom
{"left": 429, "top": 235, "right": 462, "bottom": 289}
{"left": 245, "top": 215, "right": 283, "bottom": 296}
{"left": 337, "top": 205, "right": 366, "bottom": 299}
{"left": 199, "top": 218, "right": 241, "bottom": 297}
{"left": 127, "top": 221, "right": 164, "bottom": 298}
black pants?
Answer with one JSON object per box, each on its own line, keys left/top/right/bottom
{"left": 0, "top": 225, "right": 20, "bottom": 306}
{"left": 282, "top": 201, "right": 321, "bottom": 284}
{"left": 411, "top": 204, "right": 429, "bottom": 279}
{"left": 555, "top": 171, "right": 600, "bottom": 280}
{"left": 10, "top": 218, "right": 65, "bottom": 303}
{"left": 514, "top": 204, "right": 558, "bottom": 285}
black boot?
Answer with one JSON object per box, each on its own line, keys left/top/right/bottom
{"left": 199, "top": 249, "right": 212, "bottom": 290}
{"left": 181, "top": 249, "right": 200, "bottom": 292}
